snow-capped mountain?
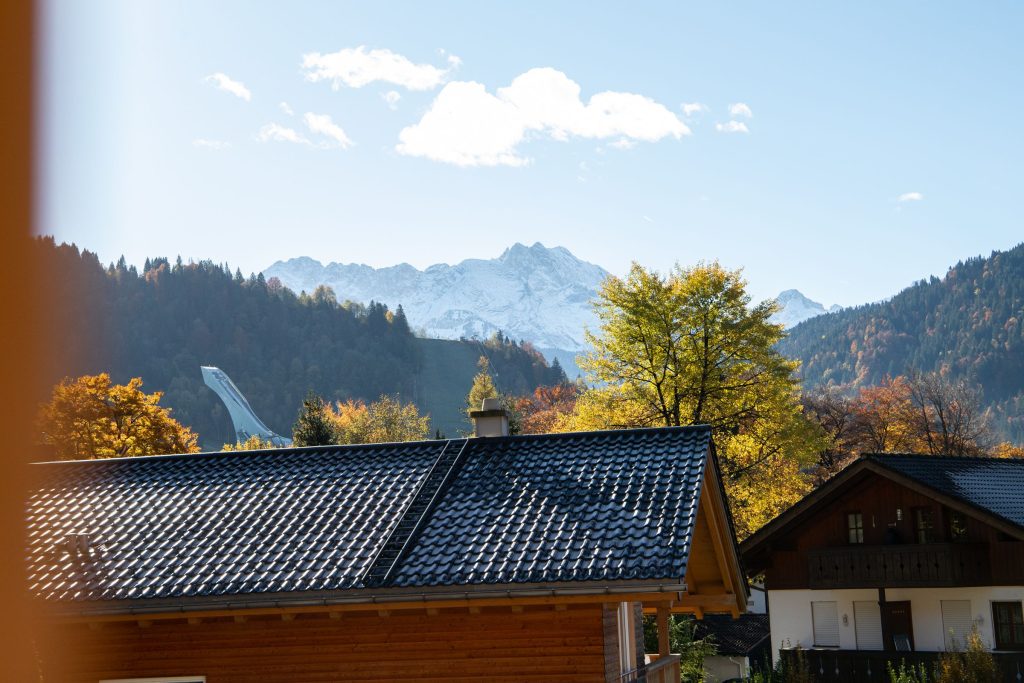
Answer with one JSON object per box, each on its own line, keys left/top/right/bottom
{"left": 772, "top": 289, "right": 842, "bottom": 329}
{"left": 263, "top": 243, "right": 609, "bottom": 352}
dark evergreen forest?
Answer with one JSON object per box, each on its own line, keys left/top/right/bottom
{"left": 37, "top": 238, "right": 565, "bottom": 447}
{"left": 780, "top": 242, "right": 1024, "bottom": 441}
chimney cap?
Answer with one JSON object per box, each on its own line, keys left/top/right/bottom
{"left": 470, "top": 397, "right": 509, "bottom": 437}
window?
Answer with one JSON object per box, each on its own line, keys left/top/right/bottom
{"left": 812, "top": 601, "right": 840, "bottom": 647}
{"left": 847, "top": 512, "right": 864, "bottom": 544}
{"left": 854, "top": 600, "right": 883, "bottom": 650}
{"left": 913, "top": 507, "right": 934, "bottom": 543}
{"left": 993, "top": 602, "right": 1024, "bottom": 650}
{"left": 949, "top": 510, "right": 968, "bottom": 541}
{"left": 941, "top": 600, "right": 973, "bottom": 650}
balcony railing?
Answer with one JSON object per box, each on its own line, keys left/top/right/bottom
{"left": 617, "top": 654, "right": 681, "bottom": 683}
{"left": 808, "top": 542, "right": 990, "bottom": 588}
{"left": 780, "top": 648, "right": 1024, "bottom": 682}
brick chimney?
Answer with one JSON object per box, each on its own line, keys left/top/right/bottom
{"left": 470, "top": 397, "right": 509, "bottom": 437}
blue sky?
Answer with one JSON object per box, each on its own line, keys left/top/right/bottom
{"left": 40, "top": 0, "right": 1024, "bottom": 306}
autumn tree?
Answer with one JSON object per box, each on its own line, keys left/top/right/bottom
{"left": 802, "top": 388, "right": 859, "bottom": 483}
{"left": 515, "top": 383, "right": 582, "bottom": 434}
{"left": 576, "top": 262, "right": 823, "bottom": 538}
{"left": 464, "top": 356, "right": 521, "bottom": 434}
{"left": 992, "top": 442, "right": 1024, "bottom": 458}
{"left": 221, "top": 435, "right": 278, "bottom": 451}
{"left": 37, "top": 373, "right": 199, "bottom": 459}
{"left": 466, "top": 357, "right": 499, "bottom": 416}
{"left": 906, "top": 371, "right": 992, "bottom": 456}
{"left": 329, "top": 395, "right": 430, "bottom": 444}
{"left": 847, "top": 376, "right": 920, "bottom": 453}
{"left": 292, "top": 392, "right": 336, "bottom": 446}
{"left": 802, "top": 372, "right": 998, "bottom": 466}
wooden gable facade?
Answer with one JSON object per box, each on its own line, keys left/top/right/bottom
{"left": 743, "top": 457, "right": 1024, "bottom": 592}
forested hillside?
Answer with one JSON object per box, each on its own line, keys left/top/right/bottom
{"left": 780, "top": 242, "right": 1024, "bottom": 441}
{"left": 37, "top": 238, "right": 564, "bottom": 447}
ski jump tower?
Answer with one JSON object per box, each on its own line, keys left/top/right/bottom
{"left": 201, "top": 366, "right": 292, "bottom": 447}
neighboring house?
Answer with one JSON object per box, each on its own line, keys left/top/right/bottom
{"left": 741, "top": 454, "right": 1024, "bottom": 680}
{"left": 693, "top": 613, "right": 771, "bottom": 682}
{"left": 28, "top": 417, "right": 748, "bottom": 683}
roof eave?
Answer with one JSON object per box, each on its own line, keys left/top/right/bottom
{"left": 36, "top": 578, "right": 693, "bottom": 619}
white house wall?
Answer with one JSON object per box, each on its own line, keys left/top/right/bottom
{"left": 768, "top": 586, "right": 1024, "bottom": 663}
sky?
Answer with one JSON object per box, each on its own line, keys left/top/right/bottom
{"left": 39, "top": 0, "right": 1024, "bottom": 307}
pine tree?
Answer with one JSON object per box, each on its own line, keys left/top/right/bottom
{"left": 292, "top": 392, "right": 336, "bottom": 446}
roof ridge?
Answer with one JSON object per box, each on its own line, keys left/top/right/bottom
{"left": 30, "top": 424, "right": 713, "bottom": 467}
{"left": 865, "top": 452, "right": 1023, "bottom": 463}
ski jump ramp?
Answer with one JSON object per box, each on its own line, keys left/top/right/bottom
{"left": 201, "top": 366, "right": 292, "bottom": 447}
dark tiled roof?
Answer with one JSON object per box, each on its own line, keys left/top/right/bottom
{"left": 692, "top": 613, "right": 770, "bottom": 656}
{"left": 867, "top": 454, "right": 1024, "bottom": 530}
{"left": 28, "top": 426, "right": 710, "bottom": 605}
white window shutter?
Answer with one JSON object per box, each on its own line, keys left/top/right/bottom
{"left": 941, "top": 600, "right": 973, "bottom": 651}
{"left": 854, "top": 601, "right": 884, "bottom": 650}
{"left": 812, "top": 601, "right": 840, "bottom": 647}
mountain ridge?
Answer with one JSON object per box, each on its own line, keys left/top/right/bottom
{"left": 264, "top": 244, "right": 839, "bottom": 359}
{"left": 264, "top": 242, "right": 610, "bottom": 353}
{"left": 780, "top": 242, "right": 1024, "bottom": 441}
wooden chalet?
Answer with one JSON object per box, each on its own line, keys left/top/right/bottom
{"left": 741, "top": 454, "right": 1024, "bottom": 681}
{"left": 28, "top": 420, "right": 747, "bottom": 683}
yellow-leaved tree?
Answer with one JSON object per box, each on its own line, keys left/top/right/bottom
{"left": 329, "top": 395, "right": 430, "bottom": 444}
{"left": 569, "top": 262, "right": 824, "bottom": 539}
{"left": 37, "top": 373, "right": 199, "bottom": 459}
{"left": 222, "top": 435, "right": 279, "bottom": 451}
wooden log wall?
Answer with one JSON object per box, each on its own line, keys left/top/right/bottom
{"left": 40, "top": 605, "right": 608, "bottom": 683}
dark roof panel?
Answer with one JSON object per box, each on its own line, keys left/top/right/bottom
{"left": 27, "top": 441, "right": 441, "bottom": 603}
{"left": 393, "top": 427, "right": 707, "bottom": 586}
{"left": 27, "top": 426, "right": 711, "bottom": 605}
{"left": 692, "top": 613, "right": 770, "bottom": 655}
{"left": 868, "top": 454, "right": 1024, "bottom": 529}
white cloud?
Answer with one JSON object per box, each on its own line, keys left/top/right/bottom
{"left": 396, "top": 67, "right": 690, "bottom": 167}
{"left": 728, "top": 102, "right": 753, "bottom": 118}
{"left": 204, "top": 72, "right": 251, "bottom": 101}
{"left": 301, "top": 46, "right": 454, "bottom": 91}
{"left": 382, "top": 90, "right": 402, "bottom": 109}
{"left": 256, "top": 123, "right": 310, "bottom": 145}
{"left": 192, "top": 138, "right": 230, "bottom": 150}
{"left": 610, "top": 138, "right": 636, "bottom": 150}
{"left": 279, "top": 101, "right": 294, "bottom": 116}
{"left": 681, "top": 102, "right": 708, "bottom": 116}
{"left": 303, "top": 112, "right": 353, "bottom": 149}
{"left": 897, "top": 191, "right": 924, "bottom": 202}
{"left": 715, "top": 120, "right": 750, "bottom": 134}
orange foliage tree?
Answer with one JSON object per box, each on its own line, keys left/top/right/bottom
{"left": 37, "top": 373, "right": 199, "bottom": 459}
{"left": 514, "top": 384, "right": 581, "bottom": 434}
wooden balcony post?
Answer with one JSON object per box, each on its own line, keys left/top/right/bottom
{"left": 656, "top": 603, "right": 671, "bottom": 656}
{"left": 878, "top": 587, "right": 892, "bottom": 652}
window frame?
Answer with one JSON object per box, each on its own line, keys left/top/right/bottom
{"left": 846, "top": 511, "right": 864, "bottom": 545}
{"left": 948, "top": 509, "right": 968, "bottom": 541}
{"left": 912, "top": 506, "right": 934, "bottom": 544}
{"left": 100, "top": 678, "right": 206, "bottom": 683}
{"left": 992, "top": 601, "right": 1024, "bottom": 651}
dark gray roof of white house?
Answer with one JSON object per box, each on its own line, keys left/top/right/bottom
{"left": 867, "top": 454, "right": 1024, "bottom": 530}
